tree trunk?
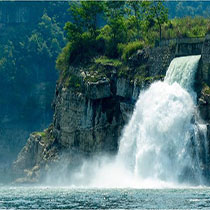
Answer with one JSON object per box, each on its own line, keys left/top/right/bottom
{"left": 159, "top": 23, "right": 162, "bottom": 42}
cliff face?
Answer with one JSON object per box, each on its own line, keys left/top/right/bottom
{"left": 52, "top": 86, "right": 122, "bottom": 154}
{"left": 13, "top": 35, "right": 210, "bottom": 183}
{"left": 51, "top": 45, "right": 177, "bottom": 155}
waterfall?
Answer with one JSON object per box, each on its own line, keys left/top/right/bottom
{"left": 165, "top": 56, "right": 200, "bottom": 93}
{"left": 60, "top": 55, "right": 206, "bottom": 188}
{"left": 117, "top": 55, "right": 205, "bottom": 186}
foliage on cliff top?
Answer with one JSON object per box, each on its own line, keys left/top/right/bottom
{"left": 94, "top": 57, "right": 123, "bottom": 67}
{"left": 56, "top": 1, "right": 210, "bottom": 78}
{"left": 84, "top": 57, "right": 123, "bottom": 83}
{"left": 118, "top": 41, "right": 144, "bottom": 62}
{"left": 56, "top": 1, "right": 169, "bottom": 72}
{"left": 55, "top": 1, "right": 210, "bottom": 91}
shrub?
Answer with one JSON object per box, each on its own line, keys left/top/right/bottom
{"left": 56, "top": 42, "right": 72, "bottom": 72}
{"left": 65, "top": 74, "right": 82, "bottom": 89}
{"left": 56, "top": 32, "right": 106, "bottom": 69}
{"left": 118, "top": 41, "right": 144, "bottom": 62}
{"left": 162, "top": 17, "right": 210, "bottom": 39}
{"left": 97, "top": 19, "right": 128, "bottom": 59}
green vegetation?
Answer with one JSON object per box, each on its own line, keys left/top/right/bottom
{"left": 56, "top": 42, "right": 72, "bottom": 72}
{"left": 0, "top": 2, "right": 67, "bottom": 127}
{"left": 27, "top": 13, "right": 65, "bottom": 65}
{"left": 84, "top": 73, "right": 106, "bottom": 83}
{"left": 142, "top": 1, "right": 168, "bottom": 41}
{"left": 94, "top": 57, "right": 122, "bottom": 67}
{"left": 57, "top": 1, "right": 210, "bottom": 73}
{"left": 0, "top": 12, "right": 65, "bottom": 90}
{"left": 33, "top": 132, "right": 46, "bottom": 138}
{"left": 56, "top": 1, "right": 169, "bottom": 72}
{"left": 56, "top": 1, "right": 105, "bottom": 68}
{"left": 33, "top": 126, "right": 55, "bottom": 145}
{"left": 118, "top": 41, "right": 144, "bottom": 62}
{"left": 166, "top": 1, "right": 210, "bottom": 18}
{"left": 162, "top": 17, "right": 210, "bottom": 39}
{"left": 65, "top": 74, "right": 82, "bottom": 90}
{"left": 0, "top": 3, "right": 67, "bottom": 87}
{"left": 83, "top": 56, "right": 125, "bottom": 83}
{"left": 202, "top": 83, "right": 210, "bottom": 95}
{"left": 55, "top": 1, "right": 210, "bottom": 88}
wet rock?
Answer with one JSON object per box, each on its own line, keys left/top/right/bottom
{"left": 85, "top": 80, "right": 111, "bottom": 99}
{"left": 116, "top": 78, "right": 133, "bottom": 98}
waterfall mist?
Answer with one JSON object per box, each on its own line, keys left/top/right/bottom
{"left": 46, "top": 55, "right": 207, "bottom": 188}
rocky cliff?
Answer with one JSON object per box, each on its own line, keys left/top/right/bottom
{"left": 13, "top": 35, "right": 210, "bottom": 183}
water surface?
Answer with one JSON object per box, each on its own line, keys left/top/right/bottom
{"left": 1, "top": 187, "right": 210, "bottom": 209}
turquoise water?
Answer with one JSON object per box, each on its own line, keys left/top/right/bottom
{"left": 1, "top": 187, "right": 210, "bottom": 209}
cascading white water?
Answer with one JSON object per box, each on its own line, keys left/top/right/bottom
{"left": 117, "top": 55, "right": 205, "bottom": 186}
{"left": 165, "top": 56, "right": 200, "bottom": 92}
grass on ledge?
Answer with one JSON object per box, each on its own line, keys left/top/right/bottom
{"left": 94, "top": 56, "right": 122, "bottom": 67}
{"left": 32, "top": 130, "right": 54, "bottom": 145}
{"left": 33, "top": 132, "right": 46, "bottom": 138}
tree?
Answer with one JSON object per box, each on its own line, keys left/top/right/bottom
{"left": 142, "top": 0, "right": 168, "bottom": 41}
{"left": 61, "top": 1, "right": 106, "bottom": 65}
{"left": 125, "top": 1, "right": 142, "bottom": 40}
{"left": 27, "top": 13, "right": 65, "bottom": 65}
{"left": 102, "top": 1, "right": 127, "bottom": 57}
{"left": 65, "top": 1, "right": 104, "bottom": 40}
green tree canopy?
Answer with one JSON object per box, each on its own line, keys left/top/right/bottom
{"left": 65, "top": 1, "right": 105, "bottom": 41}
{"left": 142, "top": 1, "right": 168, "bottom": 41}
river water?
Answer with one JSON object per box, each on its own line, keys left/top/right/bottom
{"left": 1, "top": 186, "right": 210, "bottom": 209}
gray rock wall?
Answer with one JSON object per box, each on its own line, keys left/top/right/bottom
{"left": 147, "top": 46, "right": 176, "bottom": 76}
{"left": 52, "top": 82, "right": 128, "bottom": 154}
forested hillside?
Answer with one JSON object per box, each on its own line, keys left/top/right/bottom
{"left": 0, "top": 1, "right": 69, "bottom": 182}
{"left": 166, "top": 1, "right": 210, "bottom": 18}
